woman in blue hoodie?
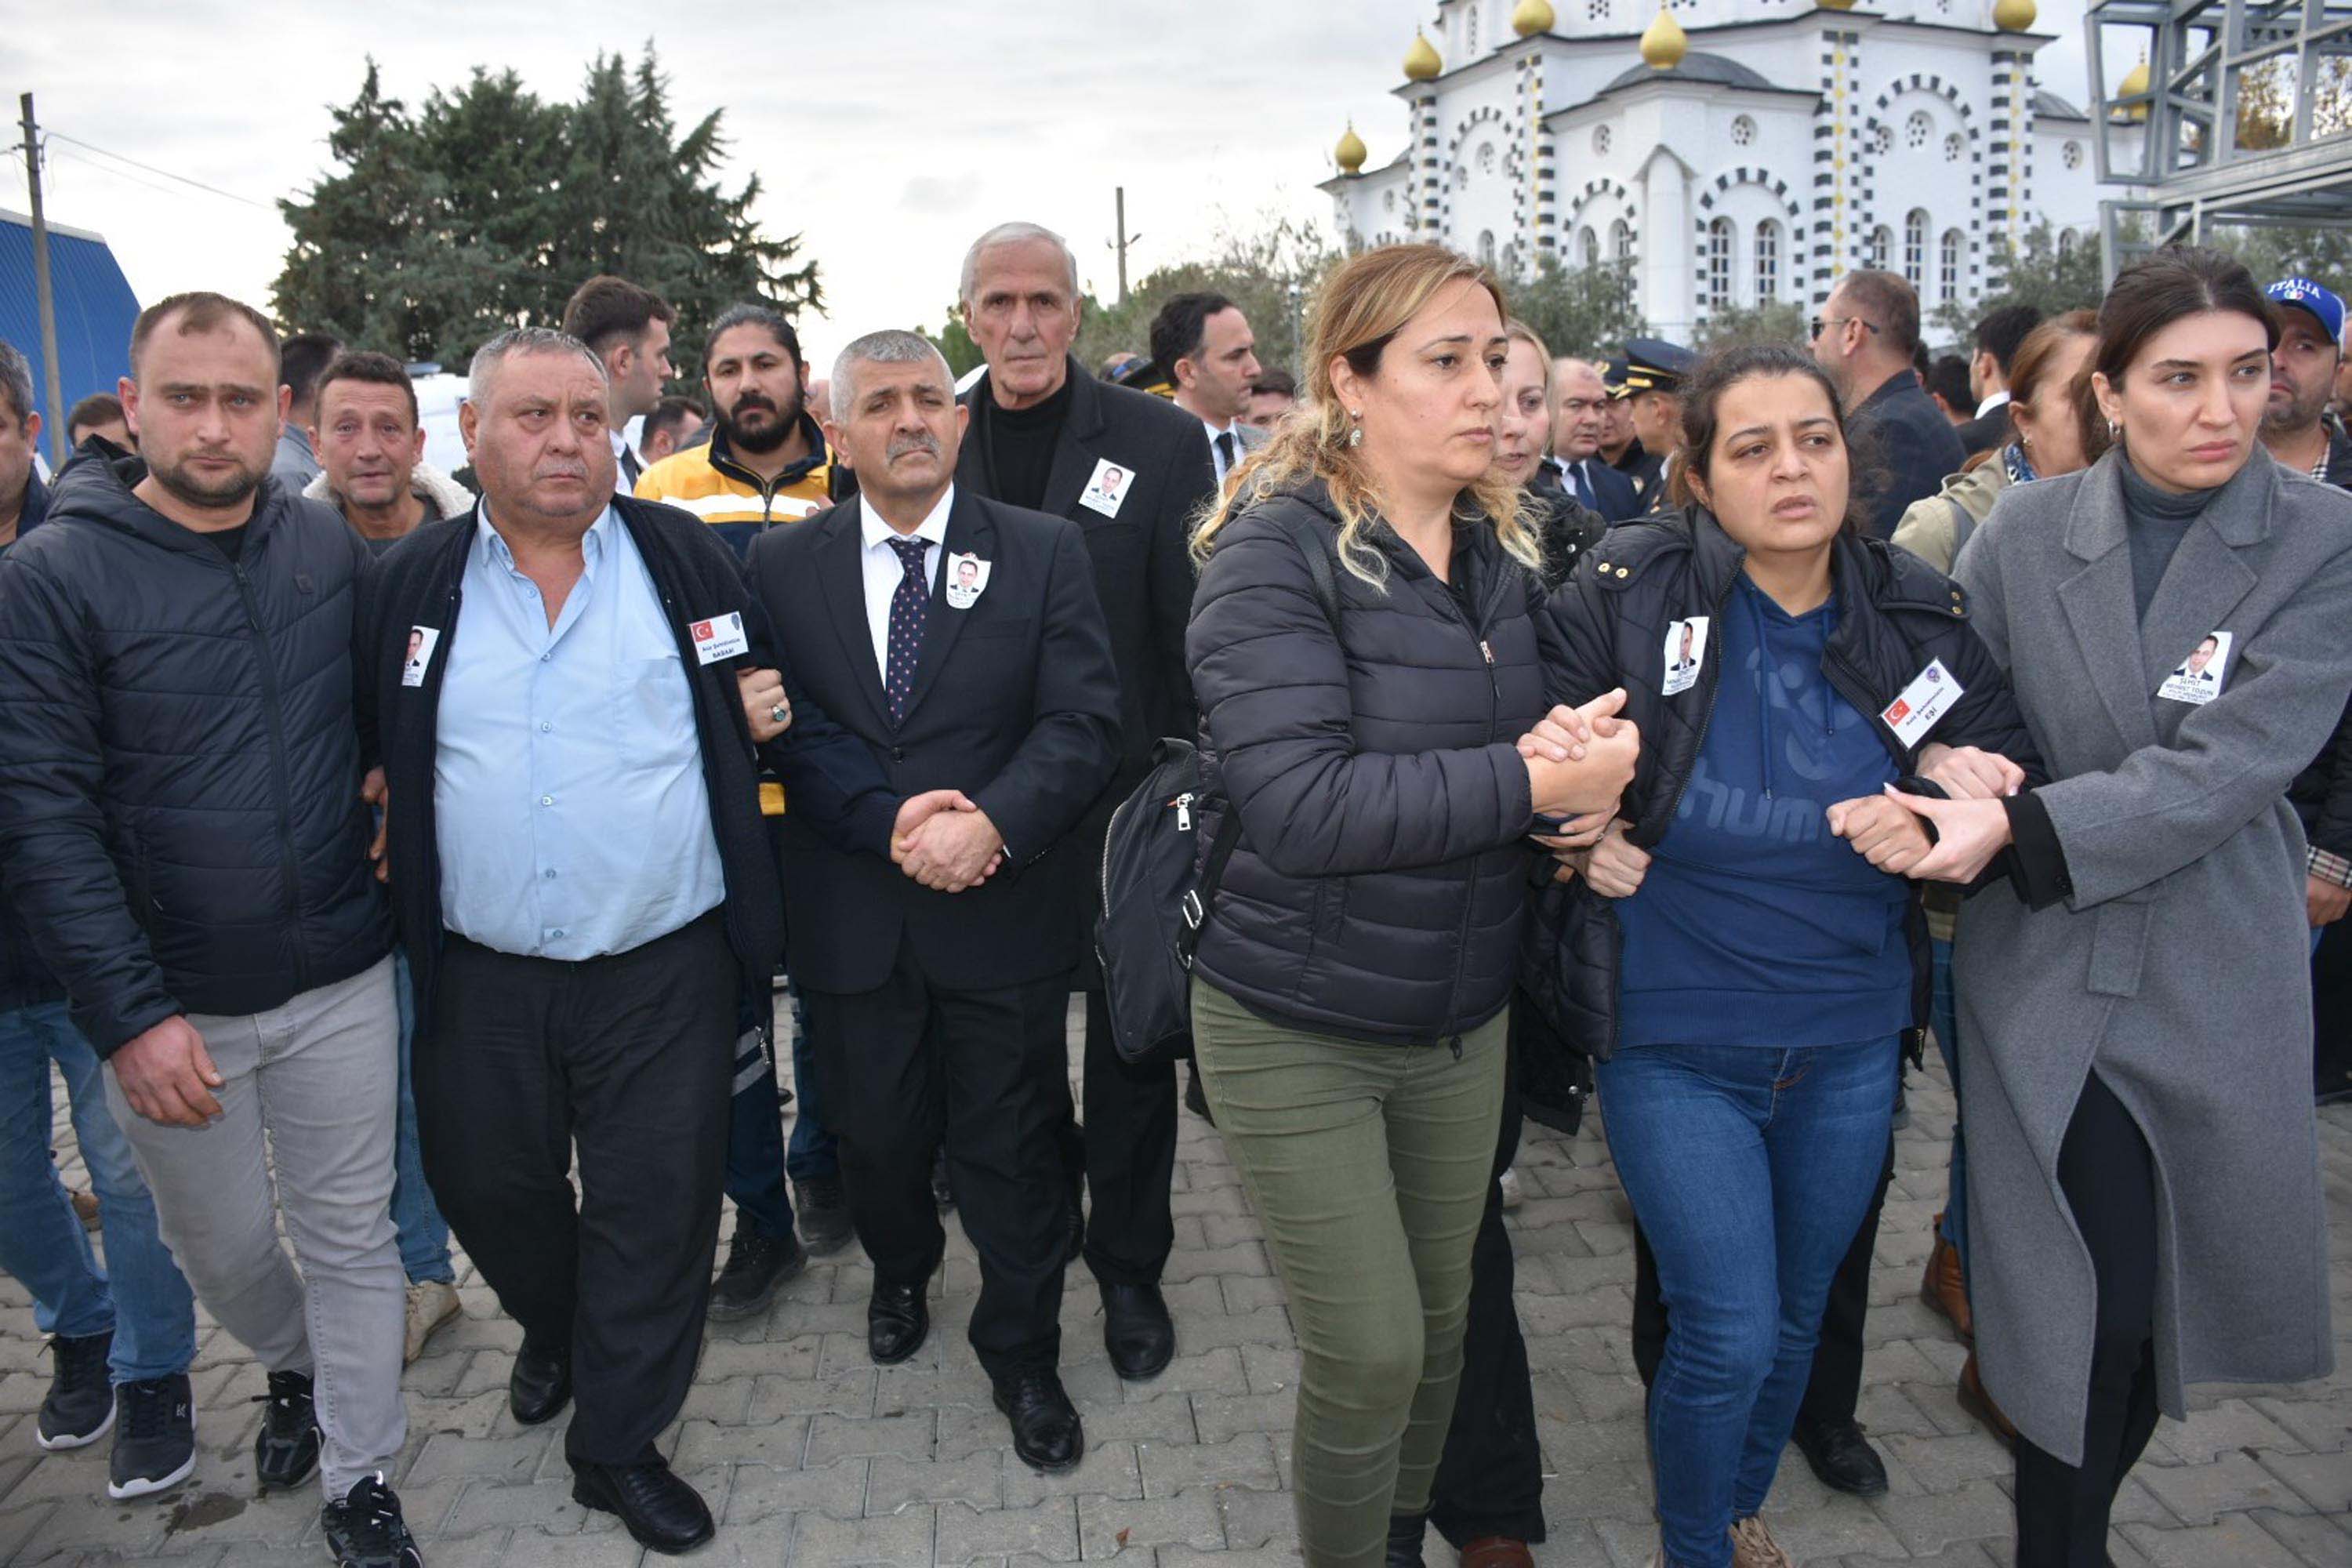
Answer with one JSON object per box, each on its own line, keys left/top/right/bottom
{"left": 1529, "top": 344, "right": 2041, "bottom": 1568}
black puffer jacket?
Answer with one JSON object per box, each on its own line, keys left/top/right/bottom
{"left": 0, "top": 455, "right": 390, "bottom": 1053}
{"left": 1185, "top": 482, "right": 1547, "bottom": 1045}
{"left": 1522, "top": 507, "right": 2042, "bottom": 1093}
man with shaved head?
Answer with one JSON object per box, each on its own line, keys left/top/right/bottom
{"left": 0, "top": 293, "right": 420, "bottom": 1559}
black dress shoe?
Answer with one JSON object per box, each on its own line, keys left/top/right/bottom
{"left": 1385, "top": 1508, "right": 1429, "bottom": 1566}
{"left": 571, "top": 1456, "right": 715, "bottom": 1555}
{"left": 1791, "top": 1414, "right": 1889, "bottom": 1496}
{"left": 1101, "top": 1282, "right": 1176, "bottom": 1381}
{"left": 509, "top": 1341, "right": 572, "bottom": 1426}
{"left": 868, "top": 1281, "right": 929, "bottom": 1365}
{"left": 993, "top": 1369, "right": 1084, "bottom": 1473}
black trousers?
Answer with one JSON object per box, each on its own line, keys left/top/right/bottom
{"left": 1429, "top": 1025, "right": 1545, "bottom": 1547}
{"left": 2013, "top": 1074, "right": 2161, "bottom": 1567}
{"left": 802, "top": 935, "right": 1070, "bottom": 1378}
{"left": 1054, "top": 992, "right": 1179, "bottom": 1288}
{"left": 415, "top": 913, "right": 735, "bottom": 1467}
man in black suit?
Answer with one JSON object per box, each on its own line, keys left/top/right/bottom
{"left": 952, "top": 221, "right": 1216, "bottom": 1381}
{"left": 744, "top": 329, "right": 1120, "bottom": 1472}
{"left": 1958, "top": 303, "right": 2045, "bottom": 458}
{"left": 1547, "top": 356, "right": 1642, "bottom": 523}
{"left": 1810, "top": 269, "right": 1965, "bottom": 539}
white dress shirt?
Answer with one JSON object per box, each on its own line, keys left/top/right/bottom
{"left": 1974, "top": 390, "right": 2011, "bottom": 419}
{"left": 859, "top": 485, "right": 954, "bottom": 679}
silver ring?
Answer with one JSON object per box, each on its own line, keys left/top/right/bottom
{"left": 769, "top": 704, "right": 788, "bottom": 724}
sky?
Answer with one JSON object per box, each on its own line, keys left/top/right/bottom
{"left": 2, "top": 0, "right": 2107, "bottom": 376}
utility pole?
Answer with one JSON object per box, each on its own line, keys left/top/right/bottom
{"left": 20, "top": 94, "right": 66, "bottom": 468}
{"left": 1112, "top": 187, "right": 1133, "bottom": 305}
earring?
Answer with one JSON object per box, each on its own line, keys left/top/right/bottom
{"left": 2107, "top": 419, "right": 2121, "bottom": 440}
{"left": 1347, "top": 412, "right": 1363, "bottom": 448}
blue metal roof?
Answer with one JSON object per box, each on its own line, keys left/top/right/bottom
{"left": 0, "top": 208, "right": 141, "bottom": 430}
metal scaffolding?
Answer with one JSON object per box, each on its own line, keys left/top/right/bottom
{"left": 2085, "top": 0, "right": 2352, "bottom": 278}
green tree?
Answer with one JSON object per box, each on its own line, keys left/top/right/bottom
{"left": 1070, "top": 213, "right": 1344, "bottom": 381}
{"left": 1929, "top": 218, "right": 2107, "bottom": 343}
{"left": 274, "top": 48, "right": 820, "bottom": 377}
{"left": 1693, "top": 299, "right": 1808, "bottom": 351}
{"left": 920, "top": 310, "right": 986, "bottom": 379}
{"left": 1504, "top": 256, "right": 1646, "bottom": 361}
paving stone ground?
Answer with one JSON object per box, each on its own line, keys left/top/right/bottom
{"left": 2, "top": 1001, "right": 2347, "bottom": 1566}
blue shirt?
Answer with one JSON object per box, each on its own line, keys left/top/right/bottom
{"left": 1617, "top": 576, "right": 1911, "bottom": 1048}
{"left": 434, "top": 505, "right": 725, "bottom": 959}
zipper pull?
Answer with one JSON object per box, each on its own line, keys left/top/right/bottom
{"left": 1174, "top": 792, "right": 1193, "bottom": 831}
{"left": 1479, "top": 640, "right": 1494, "bottom": 666}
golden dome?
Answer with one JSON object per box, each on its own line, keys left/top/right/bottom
{"left": 1818, "top": 0, "right": 1857, "bottom": 10}
{"left": 1335, "top": 122, "right": 1368, "bottom": 175}
{"left": 1992, "top": 0, "right": 2036, "bottom": 30}
{"left": 1512, "top": 0, "right": 1557, "bottom": 36}
{"left": 2118, "top": 53, "right": 2151, "bottom": 122}
{"left": 1641, "top": 3, "right": 1689, "bottom": 70}
{"left": 1403, "top": 28, "right": 1443, "bottom": 81}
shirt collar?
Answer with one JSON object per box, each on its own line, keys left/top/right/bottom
{"left": 477, "top": 502, "right": 619, "bottom": 572}
{"left": 860, "top": 485, "right": 955, "bottom": 552}
{"left": 1200, "top": 414, "right": 1237, "bottom": 443}
{"left": 1976, "top": 390, "right": 2012, "bottom": 417}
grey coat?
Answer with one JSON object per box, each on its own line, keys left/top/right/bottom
{"left": 1951, "top": 449, "right": 2352, "bottom": 1462}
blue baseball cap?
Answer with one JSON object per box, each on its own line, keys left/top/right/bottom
{"left": 2267, "top": 277, "right": 2344, "bottom": 346}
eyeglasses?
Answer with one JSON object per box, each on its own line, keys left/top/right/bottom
{"left": 1809, "top": 316, "right": 1882, "bottom": 341}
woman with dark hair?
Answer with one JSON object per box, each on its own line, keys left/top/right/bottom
{"left": 1527, "top": 343, "right": 2039, "bottom": 1568}
{"left": 1879, "top": 245, "right": 2352, "bottom": 1565}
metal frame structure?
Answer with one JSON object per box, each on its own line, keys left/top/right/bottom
{"left": 2085, "top": 0, "right": 2352, "bottom": 279}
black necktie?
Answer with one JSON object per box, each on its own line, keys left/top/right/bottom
{"left": 1214, "top": 430, "right": 1236, "bottom": 478}
{"left": 883, "top": 535, "right": 929, "bottom": 724}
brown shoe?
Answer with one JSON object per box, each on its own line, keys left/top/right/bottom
{"left": 1728, "top": 1515, "right": 1793, "bottom": 1568}
{"left": 71, "top": 1189, "right": 100, "bottom": 1231}
{"left": 1957, "top": 1351, "right": 2017, "bottom": 1446}
{"left": 1920, "top": 1221, "right": 1971, "bottom": 1341}
{"left": 1460, "top": 1538, "right": 1536, "bottom": 1568}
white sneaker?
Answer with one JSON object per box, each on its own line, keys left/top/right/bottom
{"left": 403, "top": 1280, "right": 461, "bottom": 1365}
{"left": 1498, "top": 1167, "right": 1525, "bottom": 1210}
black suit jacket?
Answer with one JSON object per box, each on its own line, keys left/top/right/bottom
{"left": 743, "top": 488, "right": 1122, "bottom": 994}
{"left": 1555, "top": 455, "right": 1643, "bottom": 524}
{"left": 958, "top": 356, "right": 1214, "bottom": 782}
{"left": 1853, "top": 368, "right": 1968, "bottom": 540}
{"left": 1958, "top": 403, "right": 2011, "bottom": 459}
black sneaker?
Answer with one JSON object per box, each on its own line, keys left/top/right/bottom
{"left": 252, "top": 1368, "right": 321, "bottom": 1491}
{"left": 321, "top": 1472, "right": 424, "bottom": 1567}
{"left": 107, "top": 1374, "right": 196, "bottom": 1500}
{"left": 792, "top": 1174, "right": 855, "bottom": 1255}
{"left": 36, "top": 1330, "right": 114, "bottom": 1450}
{"left": 708, "top": 1214, "right": 807, "bottom": 1321}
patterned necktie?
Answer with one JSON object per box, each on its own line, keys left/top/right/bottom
{"left": 883, "top": 535, "right": 929, "bottom": 724}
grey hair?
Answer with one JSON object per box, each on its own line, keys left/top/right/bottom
{"left": 467, "top": 326, "right": 608, "bottom": 404}
{"left": 0, "top": 340, "right": 33, "bottom": 426}
{"left": 958, "top": 222, "right": 1080, "bottom": 309}
{"left": 830, "top": 331, "right": 953, "bottom": 421}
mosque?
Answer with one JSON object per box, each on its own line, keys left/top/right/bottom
{"left": 1320, "top": 1, "right": 2147, "bottom": 342}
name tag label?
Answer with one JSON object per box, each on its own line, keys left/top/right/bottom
{"left": 1661, "top": 616, "right": 1709, "bottom": 698}
{"left": 401, "top": 626, "right": 441, "bottom": 688}
{"left": 1881, "top": 658, "right": 1963, "bottom": 748}
{"left": 2158, "top": 630, "right": 2231, "bottom": 706}
{"left": 1079, "top": 457, "right": 1132, "bottom": 519}
{"left": 689, "top": 611, "right": 750, "bottom": 665}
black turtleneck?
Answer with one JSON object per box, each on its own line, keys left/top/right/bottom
{"left": 2119, "top": 455, "right": 2220, "bottom": 624}
{"left": 985, "top": 375, "right": 1074, "bottom": 513}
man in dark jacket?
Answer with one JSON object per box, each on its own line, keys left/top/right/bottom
{"left": 1813, "top": 270, "right": 1965, "bottom": 539}
{"left": 357, "top": 327, "right": 905, "bottom": 1555}
{"left": 751, "top": 328, "right": 1120, "bottom": 1472}
{"left": 0, "top": 339, "right": 47, "bottom": 557}
{"left": 1958, "top": 303, "right": 2044, "bottom": 457}
{"left": 1548, "top": 356, "right": 1643, "bottom": 523}
{"left": 953, "top": 221, "right": 1215, "bottom": 1380}
{"left": 0, "top": 295, "right": 420, "bottom": 1563}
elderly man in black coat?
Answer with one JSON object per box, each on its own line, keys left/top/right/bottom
{"left": 1812, "top": 269, "right": 1965, "bottom": 540}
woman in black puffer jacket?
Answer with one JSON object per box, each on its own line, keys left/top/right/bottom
{"left": 1185, "top": 244, "right": 1639, "bottom": 1568}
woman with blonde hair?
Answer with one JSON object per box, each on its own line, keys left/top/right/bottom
{"left": 1185, "top": 243, "right": 1639, "bottom": 1566}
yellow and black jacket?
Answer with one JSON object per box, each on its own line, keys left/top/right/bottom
{"left": 634, "top": 413, "right": 833, "bottom": 562}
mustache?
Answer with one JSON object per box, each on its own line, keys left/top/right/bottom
{"left": 532, "top": 462, "right": 590, "bottom": 482}
{"left": 729, "top": 392, "right": 778, "bottom": 417}
{"left": 886, "top": 432, "right": 942, "bottom": 462}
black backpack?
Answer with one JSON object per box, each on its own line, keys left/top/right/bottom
{"left": 1093, "top": 511, "right": 1342, "bottom": 1064}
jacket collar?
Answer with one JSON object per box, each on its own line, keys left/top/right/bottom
{"left": 1855, "top": 367, "right": 1926, "bottom": 421}
{"left": 2063, "top": 445, "right": 2275, "bottom": 562}
{"left": 48, "top": 449, "right": 289, "bottom": 561}
{"left": 706, "top": 412, "right": 829, "bottom": 493}
{"left": 16, "top": 467, "right": 48, "bottom": 534}
{"left": 1683, "top": 505, "right": 1946, "bottom": 625}
{"left": 959, "top": 355, "right": 1106, "bottom": 515}
{"left": 811, "top": 487, "right": 994, "bottom": 730}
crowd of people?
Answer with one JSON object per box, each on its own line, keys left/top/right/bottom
{"left": 0, "top": 219, "right": 2346, "bottom": 1568}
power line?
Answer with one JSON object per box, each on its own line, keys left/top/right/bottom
{"left": 47, "top": 147, "right": 190, "bottom": 204}
{"left": 43, "top": 129, "right": 271, "bottom": 210}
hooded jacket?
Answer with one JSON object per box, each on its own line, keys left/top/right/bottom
{"left": 0, "top": 455, "right": 390, "bottom": 1051}
{"left": 302, "top": 461, "right": 475, "bottom": 536}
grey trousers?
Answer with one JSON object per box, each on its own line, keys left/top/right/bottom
{"left": 105, "top": 956, "right": 405, "bottom": 1498}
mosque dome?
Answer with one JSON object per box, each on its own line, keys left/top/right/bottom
{"left": 1641, "top": 4, "right": 1689, "bottom": 71}
{"left": 1404, "top": 29, "right": 1443, "bottom": 82}
{"left": 1334, "top": 122, "right": 1368, "bottom": 175}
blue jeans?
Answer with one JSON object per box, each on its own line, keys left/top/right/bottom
{"left": 1929, "top": 938, "right": 1968, "bottom": 1275}
{"left": 1596, "top": 1038, "right": 1896, "bottom": 1568}
{"left": 390, "top": 952, "right": 455, "bottom": 1285}
{"left": 0, "top": 1001, "right": 197, "bottom": 1382}
{"left": 782, "top": 983, "right": 837, "bottom": 1180}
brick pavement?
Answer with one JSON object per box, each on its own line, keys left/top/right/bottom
{"left": 2, "top": 1007, "right": 2346, "bottom": 1566}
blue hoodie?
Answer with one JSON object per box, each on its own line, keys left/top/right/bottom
{"left": 1616, "top": 575, "right": 1912, "bottom": 1049}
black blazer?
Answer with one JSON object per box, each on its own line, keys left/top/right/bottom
{"left": 1958, "top": 403, "right": 2010, "bottom": 458}
{"left": 958, "top": 356, "right": 1214, "bottom": 782}
{"left": 743, "top": 488, "right": 1123, "bottom": 994}
{"left": 1555, "top": 455, "right": 1643, "bottom": 524}
{"left": 1854, "top": 368, "right": 1969, "bottom": 540}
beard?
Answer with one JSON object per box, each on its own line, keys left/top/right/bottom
{"left": 150, "top": 450, "right": 265, "bottom": 512}
{"left": 721, "top": 386, "right": 803, "bottom": 456}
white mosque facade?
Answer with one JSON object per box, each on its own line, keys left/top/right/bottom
{"left": 1321, "top": 0, "right": 2136, "bottom": 343}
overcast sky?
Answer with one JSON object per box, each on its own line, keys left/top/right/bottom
{"left": 3, "top": 0, "right": 2104, "bottom": 375}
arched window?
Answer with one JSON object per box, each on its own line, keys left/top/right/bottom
{"left": 1865, "top": 226, "right": 1892, "bottom": 270}
{"left": 2057, "top": 227, "right": 2078, "bottom": 258}
{"left": 1755, "top": 220, "right": 1781, "bottom": 301}
{"left": 1478, "top": 230, "right": 1497, "bottom": 267}
{"left": 1581, "top": 226, "right": 1600, "bottom": 267}
{"left": 1610, "top": 218, "right": 1632, "bottom": 262}
{"left": 1939, "top": 228, "right": 1963, "bottom": 304}
{"left": 1706, "top": 218, "right": 1734, "bottom": 307}
{"left": 1903, "top": 209, "right": 1928, "bottom": 287}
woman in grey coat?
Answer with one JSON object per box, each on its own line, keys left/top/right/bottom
{"left": 1885, "top": 247, "right": 2352, "bottom": 1565}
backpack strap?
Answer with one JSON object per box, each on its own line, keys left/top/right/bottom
{"left": 1265, "top": 509, "right": 1344, "bottom": 637}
